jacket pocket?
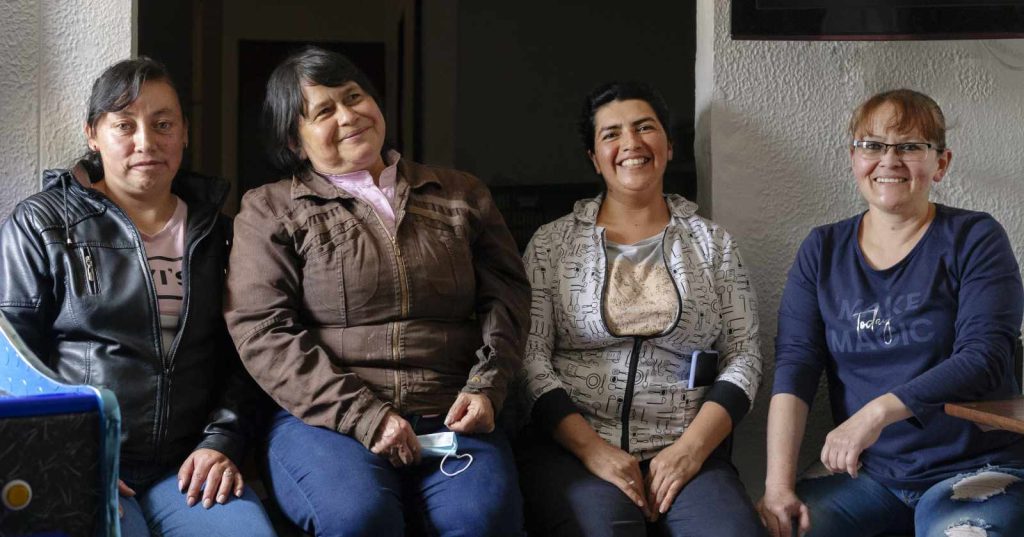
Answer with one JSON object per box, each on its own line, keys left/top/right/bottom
{"left": 301, "top": 242, "right": 350, "bottom": 324}
{"left": 404, "top": 211, "right": 472, "bottom": 300}
{"left": 70, "top": 245, "right": 100, "bottom": 295}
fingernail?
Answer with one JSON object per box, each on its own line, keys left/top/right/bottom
{"left": 235, "top": 489, "right": 243, "bottom": 498}
{"left": 217, "top": 494, "right": 227, "bottom": 503}
{"left": 203, "top": 498, "right": 213, "bottom": 509}
{"left": 178, "top": 479, "right": 184, "bottom": 492}
{"left": 186, "top": 496, "right": 196, "bottom": 507}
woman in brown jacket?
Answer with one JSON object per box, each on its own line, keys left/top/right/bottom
{"left": 224, "top": 47, "right": 530, "bottom": 537}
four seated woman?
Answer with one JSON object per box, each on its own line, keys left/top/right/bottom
{"left": 516, "top": 82, "right": 767, "bottom": 537}
{"left": 2, "top": 53, "right": 1019, "bottom": 537}
{"left": 757, "top": 89, "right": 1024, "bottom": 537}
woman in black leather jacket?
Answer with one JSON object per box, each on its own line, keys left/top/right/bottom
{"left": 0, "top": 58, "right": 275, "bottom": 536}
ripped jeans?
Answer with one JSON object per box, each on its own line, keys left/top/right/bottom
{"left": 796, "top": 466, "right": 1024, "bottom": 537}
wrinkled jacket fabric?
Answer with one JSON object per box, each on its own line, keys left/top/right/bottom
{"left": 0, "top": 166, "right": 267, "bottom": 466}
{"left": 520, "top": 194, "right": 762, "bottom": 460}
{"left": 224, "top": 159, "right": 530, "bottom": 448}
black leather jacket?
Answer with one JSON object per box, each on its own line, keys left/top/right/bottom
{"left": 0, "top": 165, "right": 267, "bottom": 466}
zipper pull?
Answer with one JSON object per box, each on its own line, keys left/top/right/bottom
{"left": 84, "top": 251, "right": 97, "bottom": 286}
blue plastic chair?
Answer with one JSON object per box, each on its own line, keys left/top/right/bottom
{"left": 0, "top": 312, "right": 120, "bottom": 536}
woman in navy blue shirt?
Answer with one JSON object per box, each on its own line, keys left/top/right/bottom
{"left": 757, "top": 89, "right": 1024, "bottom": 537}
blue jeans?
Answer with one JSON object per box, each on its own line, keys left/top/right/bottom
{"left": 516, "top": 432, "right": 767, "bottom": 537}
{"left": 265, "top": 409, "right": 524, "bottom": 537}
{"left": 797, "top": 466, "right": 1024, "bottom": 537}
{"left": 118, "top": 462, "right": 275, "bottom": 537}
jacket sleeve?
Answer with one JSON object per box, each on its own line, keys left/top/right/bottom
{"left": 194, "top": 216, "right": 273, "bottom": 464}
{"left": 0, "top": 204, "right": 59, "bottom": 364}
{"left": 707, "top": 228, "right": 763, "bottom": 428}
{"left": 890, "top": 216, "right": 1024, "bottom": 422}
{"left": 518, "top": 225, "right": 579, "bottom": 433}
{"left": 460, "top": 178, "right": 531, "bottom": 414}
{"left": 224, "top": 189, "right": 391, "bottom": 449}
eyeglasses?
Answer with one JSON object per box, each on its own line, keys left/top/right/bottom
{"left": 852, "top": 140, "right": 937, "bottom": 162}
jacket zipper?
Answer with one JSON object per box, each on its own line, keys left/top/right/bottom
{"left": 659, "top": 230, "right": 683, "bottom": 332}
{"left": 596, "top": 228, "right": 639, "bottom": 451}
{"left": 368, "top": 206, "right": 408, "bottom": 410}
{"left": 83, "top": 248, "right": 99, "bottom": 294}
{"left": 602, "top": 226, "right": 682, "bottom": 453}
{"left": 619, "top": 337, "right": 644, "bottom": 451}
{"left": 157, "top": 211, "right": 218, "bottom": 460}
{"left": 104, "top": 195, "right": 218, "bottom": 462}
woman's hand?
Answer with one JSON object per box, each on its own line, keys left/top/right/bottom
{"left": 577, "top": 441, "right": 652, "bottom": 519}
{"left": 820, "top": 394, "right": 909, "bottom": 477}
{"left": 177, "top": 448, "right": 244, "bottom": 508}
{"left": 117, "top": 479, "right": 135, "bottom": 518}
{"left": 370, "top": 411, "right": 421, "bottom": 467}
{"left": 444, "top": 392, "right": 495, "bottom": 434}
{"left": 645, "top": 440, "right": 702, "bottom": 519}
{"left": 757, "top": 486, "right": 811, "bottom": 537}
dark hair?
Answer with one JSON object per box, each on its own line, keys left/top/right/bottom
{"left": 849, "top": 89, "right": 947, "bottom": 150}
{"left": 82, "top": 56, "right": 181, "bottom": 179}
{"left": 578, "top": 81, "right": 673, "bottom": 154}
{"left": 262, "top": 46, "right": 384, "bottom": 175}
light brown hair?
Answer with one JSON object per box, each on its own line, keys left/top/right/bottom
{"left": 849, "top": 89, "right": 947, "bottom": 149}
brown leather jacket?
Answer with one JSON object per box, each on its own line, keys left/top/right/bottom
{"left": 224, "top": 159, "right": 529, "bottom": 448}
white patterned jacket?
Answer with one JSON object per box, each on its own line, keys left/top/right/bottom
{"left": 519, "top": 193, "right": 762, "bottom": 460}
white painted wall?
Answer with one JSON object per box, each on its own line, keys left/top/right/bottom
{"left": 0, "top": 0, "right": 134, "bottom": 218}
{"left": 697, "top": 0, "right": 1024, "bottom": 497}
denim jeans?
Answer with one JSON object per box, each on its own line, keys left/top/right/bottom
{"left": 797, "top": 465, "right": 1024, "bottom": 537}
{"left": 118, "top": 461, "right": 275, "bottom": 537}
{"left": 264, "top": 409, "right": 524, "bottom": 537}
{"left": 516, "top": 432, "right": 767, "bottom": 537}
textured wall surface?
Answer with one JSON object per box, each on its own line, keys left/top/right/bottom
{"left": 697, "top": 1, "right": 1024, "bottom": 496}
{"left": 0, "top": 0, "right": 132, "bottom": 219}
{"left": 0, "top": 0, "right": 42, "bottom": 218}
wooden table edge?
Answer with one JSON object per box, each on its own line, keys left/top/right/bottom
{"left": 945, "top": 398, "right": 1024, "bottom": 435}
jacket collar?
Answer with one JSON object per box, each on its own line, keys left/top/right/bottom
{"left": 289, "top": 157, "right": 442, "bottom": 201}
{"left": 42, "top": 162, "right": 229, "bottom": 244}
{"left": 572, "top": 192, "right": 699, "bottom": 225}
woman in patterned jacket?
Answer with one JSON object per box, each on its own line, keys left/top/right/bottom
{"left": 516, "top": 81, "right": 766, "bottom": 537}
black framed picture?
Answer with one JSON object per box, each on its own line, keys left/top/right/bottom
{"left": 732, "top": 0, "right": 1024, "bottom": 40}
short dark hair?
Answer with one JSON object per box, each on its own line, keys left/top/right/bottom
{"left": 849, "top": 89, "right": 947, "bottom": 150}
{"left": 578, "top": 81, "right": 673, "bottom": 154}
{"left": 262, "top": 46, "right": 384, "bottom": 175}
{"left": 82, "top": 56, "right": 181, "bottom": 179}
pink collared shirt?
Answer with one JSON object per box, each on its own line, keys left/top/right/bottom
{"left": 318, "top": 151, "right": 401, "bottom": 235}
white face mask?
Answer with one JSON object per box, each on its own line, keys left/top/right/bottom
{"left": 416, "top": 431, "right": 473, "bottom": 477}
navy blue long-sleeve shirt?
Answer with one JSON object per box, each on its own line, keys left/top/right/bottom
{"left": 774, "top": 204, "right": 1024, "bottom": 489}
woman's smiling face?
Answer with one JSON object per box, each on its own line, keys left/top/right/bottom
{"left": 851, "top": 102, "right": 951, "bottom": 217}
{"left": 297, "top": 81, "right": 386, "bottom": 177}
{"left": 589, "top": 99, "right": 673, "bottom": 198}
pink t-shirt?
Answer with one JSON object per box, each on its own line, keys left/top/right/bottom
{"left": 318, "top": 150, "right": 401, "bottom": 235}
{"left": 141, "top": 196, "right": 187, "bottom": 354}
